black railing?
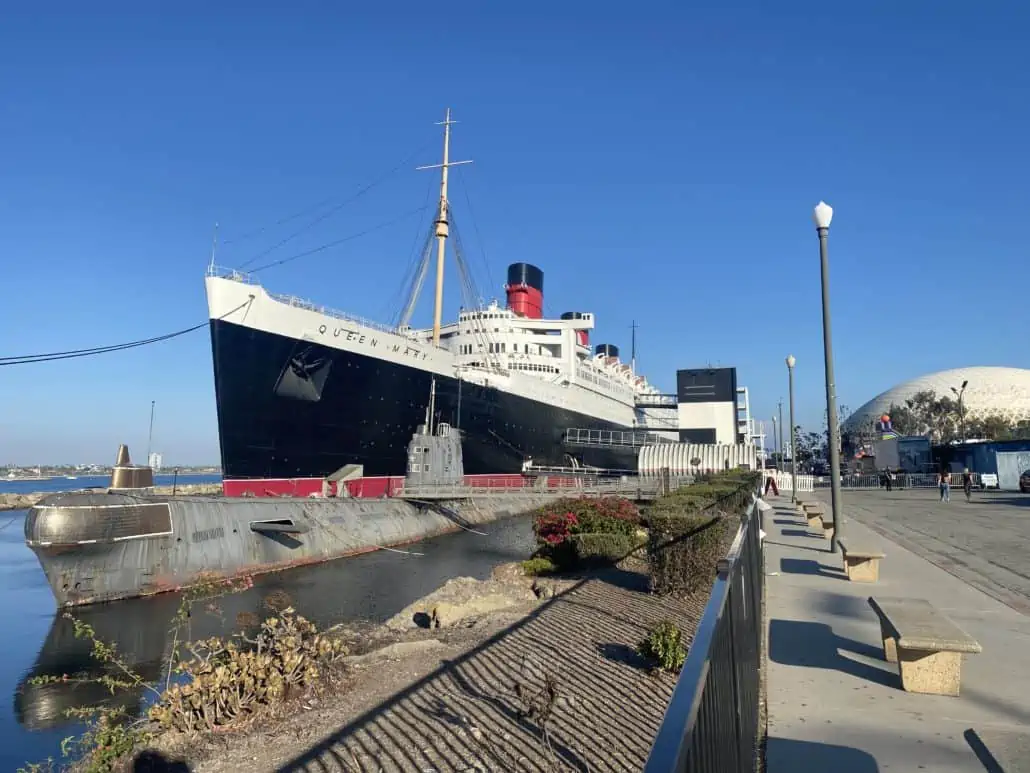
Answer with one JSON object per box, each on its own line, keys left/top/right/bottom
{"left": 644, "top": 492, "right": 764, "bottom": 773}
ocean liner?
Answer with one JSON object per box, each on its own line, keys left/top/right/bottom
{"left": 206, "top": 110, "right": 676, "bottom": 492}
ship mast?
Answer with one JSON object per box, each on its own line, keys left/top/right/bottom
{"left": 417, "top": 108, "right": 472, "bottom": 346}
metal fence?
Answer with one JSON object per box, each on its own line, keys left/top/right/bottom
{"left": 644, "top": 492, "right": 763, "bottom": 773}
{"left": 813, "top": 472, "right": 983, "bottom": 490}
{"left": 394, "top": 476, "right": 692, "bottom": 500}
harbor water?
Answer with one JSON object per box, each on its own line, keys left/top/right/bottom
{"left": 0, "top": 476, "right": 537, "bottom": 770}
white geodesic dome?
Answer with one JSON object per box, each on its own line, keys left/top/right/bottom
{"left": 843, "top": 367, "right": 1030, "bottom": 433}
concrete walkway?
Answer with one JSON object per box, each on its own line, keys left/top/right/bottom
{"left": 764, "top": 491, "right": 1030, "bottom": 772}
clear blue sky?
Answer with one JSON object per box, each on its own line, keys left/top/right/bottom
{"left": 2, "top": 2, "right": 1028, "bottom": 465}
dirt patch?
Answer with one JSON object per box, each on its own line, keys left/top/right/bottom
{"left": 148, "top": 559, "right": 710, "bottom": 772}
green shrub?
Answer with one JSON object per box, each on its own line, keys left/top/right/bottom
{"left": 149, "top": 607, "right": 347, "bottom": 734}
{"left": 647, "top": 512, "right": 732, "bottom": 595}
{"left": 571, "top": 532, "right": 641, "bottom": 564}
{"left": 638, "top": 620, "right": 687, "bottom": 673}
{"left": 521, "top": 557, "right": 558, "bottom": 576}
{"left": 575, "top": 512, "right": 638, "bottom": 536}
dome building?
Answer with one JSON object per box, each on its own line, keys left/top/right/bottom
{"left": 843, "top": 367, "right": 1030, "bottom": 434}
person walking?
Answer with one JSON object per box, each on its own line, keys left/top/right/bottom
{"left": 938, "top": 468, "right": 951, "bottom": 502}
{"left": 962, "top": 468, "right": 974, "bottom": 502}
{"left": 884, "top": 467, "right": 894, "bottom": 492}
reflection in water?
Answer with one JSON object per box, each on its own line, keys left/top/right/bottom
{"left": 15, "top": 514, "right": 536, "bottom": 731}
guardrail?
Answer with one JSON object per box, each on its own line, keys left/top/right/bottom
{"left": 813, "top": 472, "right": 983, "bottom": 490}
{"left": 644, "top": 491, "right": 763, "bottom": 773}
{"left": 762, "top": 470, "right": 815, "bottom": 492}
{"left": 394, "top": 476, "right": 692, "bottom": 500}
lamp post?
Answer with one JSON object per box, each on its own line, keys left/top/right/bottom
{"left": 951, "top": 380, "right": 968, "bottom": 444}
{"left": 772, "top": 415, "right": 779, "bottom": 469}
{"left": 786, "top": 355, "right": 797, "bottom": 501}
{"left": 814, "top": 201, "right": 843, "bottom": 553}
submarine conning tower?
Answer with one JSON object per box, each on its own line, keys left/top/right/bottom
{"left": 595, "top": 343, "right": 619, "bottom": 359}
{"left": 109, "top": 444, "right": 154, "bottom": 491}
{"left": 505, "top": 262, "right": 544, "bottom": 319}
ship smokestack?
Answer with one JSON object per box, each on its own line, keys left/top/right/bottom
{"left": 595, "top": 344, "right": 619, "bottom": 359}
{"left": 561, "top": 312, "right": 589, "bottom": 347}
{"left": 505, "top": 263, "right": 544, "bottom": 319}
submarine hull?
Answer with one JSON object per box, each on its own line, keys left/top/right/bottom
{"left": 24, "top": 491, "right": 553, "bottom": 607}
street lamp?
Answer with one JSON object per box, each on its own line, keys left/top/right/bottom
{"left": 786, "top": 355, "right": 797, "bottom": 501}
{"left": 772, "top": 415, "right": 779, "bottom": 469}
{"left": 814, "top": 201, "right": 843, "bottom": 553}
{"left": 951, "top": 380, "right": 969, "bottom": 443}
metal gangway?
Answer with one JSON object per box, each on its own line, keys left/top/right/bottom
{"left": 563, "top": 427, "right": 677, "bottom": 449}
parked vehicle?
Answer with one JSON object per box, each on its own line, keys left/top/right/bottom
{"left": 1020, "top": 470, "right": 1030, "bottom": 493}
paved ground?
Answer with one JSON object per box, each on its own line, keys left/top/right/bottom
{"left": 824, "top": 488, "right": 1030, "bottom": 615}
{"left": 764, "top": 492, "right": 1030, "bottom": 772}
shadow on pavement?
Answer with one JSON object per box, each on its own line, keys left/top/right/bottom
{"left": 764, "top": 540, "right": 827, "bottom": 554}
{"left": 773, "top": 518, "right": 804, "bottom": 526}
{"left": 769, "top": 619, "right": 897, "bottom": 688}
{"left": 781, "top": 528, "right": 824, "bottom": 540}
{"left": 976, "top": 496, "right": 1030, "bottom": 508}
{"left": 779, "top": 558, "right": 847, "bottom": 580}
{"left": 765, "top": 737, "right": 879, "bottom": 771}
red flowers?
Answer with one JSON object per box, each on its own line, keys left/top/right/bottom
{"left": 534, "top": 512, "right": 579, "bottom": 545}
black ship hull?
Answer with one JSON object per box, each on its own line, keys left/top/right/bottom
{"left": 210, "top": 320, "right": 639, "bottom": 479}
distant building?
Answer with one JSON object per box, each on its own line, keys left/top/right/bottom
{"left": 148, "top": 452, "right": 163, "bottom": 471}
{"left": 844, "top": 366, "right": 1030, "bottom": 433}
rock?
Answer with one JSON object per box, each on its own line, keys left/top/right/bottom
{"left": 342, "top": 639, "right": 446, "bottom": 667}
{"left": 430, "top": 595, "right": 522, "bottom": 628}
{"left": 491, "top": 561, "right": 535, "bottom": 588}
{"left": 385, "top": 575, "right": 536, "bottom": 631}
{"left": 532, "top": 581, "right": 555, "bottom": 600}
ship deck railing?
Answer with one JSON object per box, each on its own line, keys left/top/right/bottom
{"left": 208, "top": 265, "right": 408, "bottom": 337}
{"left": 393, "top": 476, "right": 692, "bottom": 500}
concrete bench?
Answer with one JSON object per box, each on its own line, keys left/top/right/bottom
{"left": 820, "top": 516, "right": 835, "bottom": 541}
{"left": 838, "top": 538, "right": 884, "bottom": 582}
{"left": 966, "top": 727, "right": 1030, "bottom": 773}
{"left": 867, "top": 597, "right": 982, "bottom": 696}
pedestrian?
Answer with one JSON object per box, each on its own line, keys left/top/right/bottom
{"left": 938, "top": 468, "right": 951, "bottom": 502}
{"left": 885, "top": 467, "right": 894, "bottom": 492}
{"left": 962, "top": 468, "right": 974, "bottom": 503}
{"left": 765, "top": 471, "right": 780, "bottom": 496}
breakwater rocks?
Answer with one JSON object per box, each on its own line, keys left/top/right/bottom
{"left": 0, "top": 483, "right": 222, "bottom": 512}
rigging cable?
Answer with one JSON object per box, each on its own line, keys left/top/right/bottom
{"left": 237, "top": 141, "right": 432, "bottom": 269}
{"left": 454, "top": 166, "right": 497, "bottom": 296}
{"left": 0, "top": 299, "right": 254, "bottom": 367}
{"left": 245, "top": 205, "right": 431, "bottom": 274}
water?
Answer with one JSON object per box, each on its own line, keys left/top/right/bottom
{"left": 0, "top": 472, "right": 221, "bottom": 496}
{"left": 0, "top": 478, "right": 537, "bottom": 769}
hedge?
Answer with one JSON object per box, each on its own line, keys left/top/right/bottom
{"left": 571, "top": 532, "right": 644, "bottom": 565}
{"left": 646, "top": 473, "right": 760, "bottom": 595}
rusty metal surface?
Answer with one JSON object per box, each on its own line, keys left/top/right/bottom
{"left": 26, "top": 491, "right": 556, "bottom": 607}
{"left": 26, "top": 492, "right": 171, "bottom": 545}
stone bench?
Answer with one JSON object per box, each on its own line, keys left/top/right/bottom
{"left": 867, "top": 597, "right": 982, "bottom": 696}
{"left": 838, "top": 538, "right": 884, "bottom": 582}
{"left": 820, "top": 516, "right": 835, "bottom": 541}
